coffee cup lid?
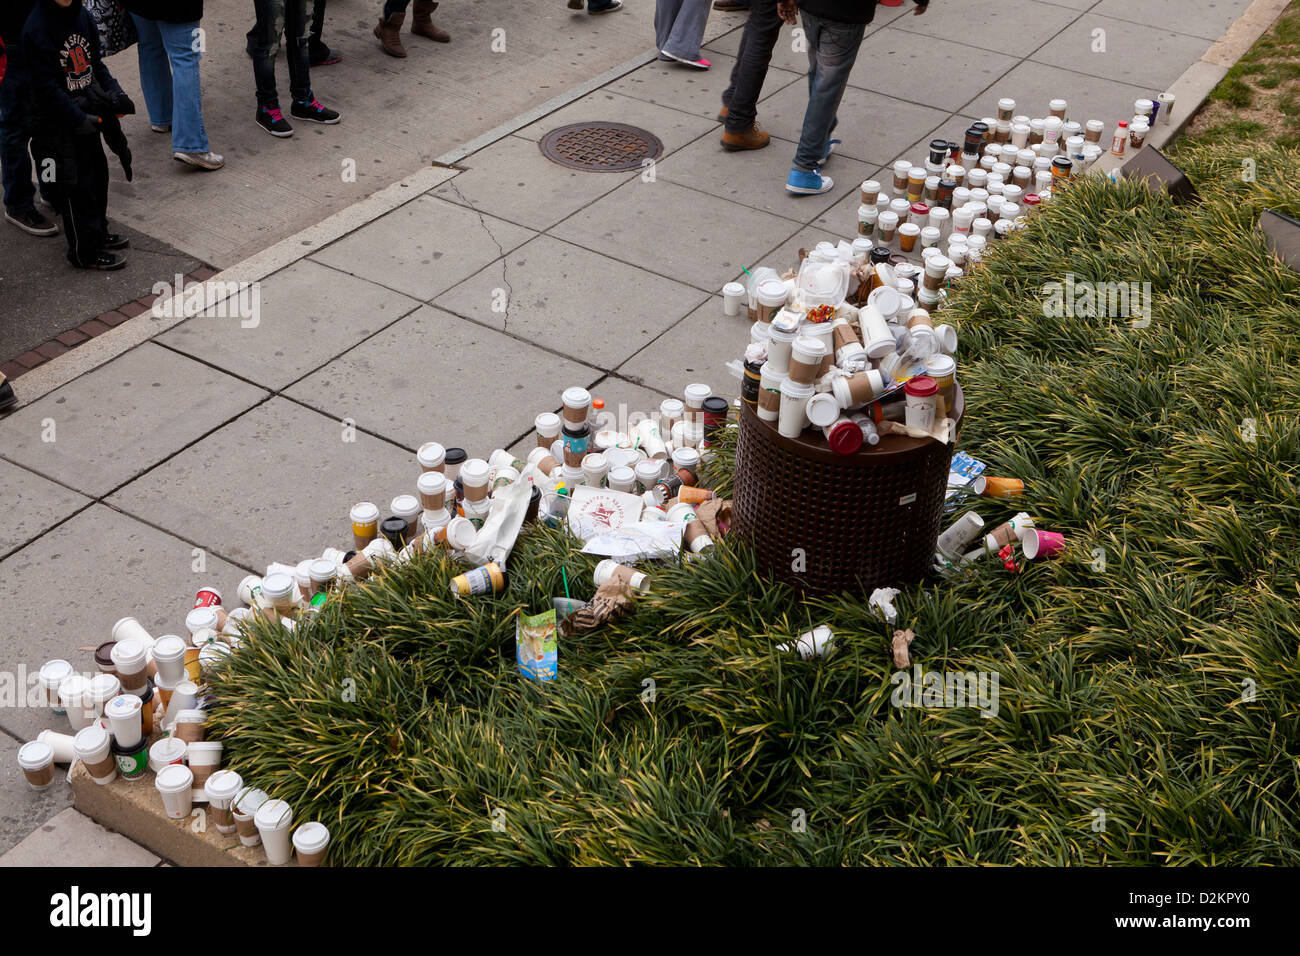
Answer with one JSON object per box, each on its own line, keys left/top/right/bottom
{"left": 461, "top": 459, "right": 490, "bottom": 484}
{"left": 444, "top": 448, "right": 467, "bottom": 465}
{"left": 894, "top": 159, "right": 912, "bottom": 172}
{"left": 153, "top": 634, "right": 188, "bottom": 663}
{"left": 186, "top": 740, "right": 223, "bottom": 757}
{"left": 111, "top": 736, "right": 147, "bottom": 757}
{"left": 262, "top": 572, "right": 294, "bottom": 599}
{"left": 608, "top": 465, "right": 635, "bottom": 483}
{"left": 391, "top": 494, "right": 420, "bottom": 517}
{"left": 87, "top": 673, "right": 121, "bottom": 701}
{"left": 104, "top": 694, "right": 141, "bottom": 720}
{"left": 659, "top": 398, "right": 684, "bottom": 416}
{"left": 150, "top": 737, "right": 187, "bottom": 763}
{"left": 155, "top": 764, "right": 193, "bottom": 793}
{"left": 684, "top": 383, "right": 711, "bottom": 405}
{"left": 416, "top": 441, "right": 445, "bottom": 465}
{"left": 110, "top": 638, "right": 146, "bottom": 667}
{"left": 74, "top": 724, "right": 111, "bottom": 755}
{"left": 805, "top": 392, "right": 841, "bottom": 428}
{"left": 39, "top": 659, "right": 72, "bottom": 685}
{"left": 205, "top": 769, "right": 243, "bottom": 800}
{"left": 255, "top": 799, "right": 293, "bottom": 831}
{"left": 905, "top": 375, "right": 939, "bottom": 398}
{"left": 18, "top": 740, "right": 53, "bottom": 770}
{"left": 350, "top": 501, "right": 380, "bottom": 523}
{"left": 58, "top": 674, "right": 89, "bottom": 699}
{"left": 561, "top": 386, "right": 591, "bottom": 409}
{"left": 780, "top": 378, "right": 814, "bottom": 398}
{"left": 416, "top": 471, "right": 447, "bottom": 494}
{"left": 235, "top": 788, "right": 269, "bottom": 815}
{"left": 186, "top": 607, "right": 219, "bottom": 634}
{"left": 293, "top": 822, "right": 331, "bottom": 853}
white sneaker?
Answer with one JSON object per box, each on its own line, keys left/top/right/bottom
{"left": 174, "top": 151, "right": 225, "bottom": 170}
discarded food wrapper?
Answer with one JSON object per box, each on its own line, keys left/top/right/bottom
{"left": 560, "top": 577, "right": 637, "bottom": 636}
{"left": 567, "top": 485, "right": 645, "bottom": 542}
{"left": 516, "top": 609, "right": 558, "bottom": 681}
{"left": 868, "top": 587, "right": 901, "bottom": 624}
{"left": 779, "top": 624, "right": 835, "bottom": 660}
{"left": 974, "top": 475, "right": 1026, "bottom": 498}
{"left": 946, "top": 451, "right": 987, "bottom": 499}
{"left": 692, "top": 497, "right": 732, "bottom": 539}
{"left": 892, "top": 628, "right": 916, "bottom": 669}
{"left": 580, "top": 521, "right": 682, "bottom": 562}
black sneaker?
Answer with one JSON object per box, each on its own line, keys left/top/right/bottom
{"left": 291, "top": 95, "right": 340, "bottom": 125}
{"left": 309, "top": 41, "right": 342, "bottom": 66}
{"left": 256, "top": 104, "right": 294, "bottom": 137}
{"left": 0, "top": 378, "right": 17, "bottom": 413}
{"left": 104, "top": 233, "right": 130, "bottom": 251}
{"left": 5, "top": 208, "right": 59, "bottom": 236}
{"left": 72, "top": 251, "right": 127, "bottom": 271}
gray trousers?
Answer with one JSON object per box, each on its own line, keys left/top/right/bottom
{"left": 655, "top": 0, "right": 711, "bottom": 61}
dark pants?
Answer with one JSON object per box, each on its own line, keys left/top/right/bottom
{"left": 0, "top": 60, "right": 38, "bottom": 214}
{"left": 30, "top": 132, "right": 109, "bottom": 266}
{"left": 247, "top": 0, "right": 311, "bottom": 107}
{"left": 722, "top": 0, "right": 783, "bottom": 134}
{"left": 383, "top": 0, "right": 412, "bottom": 14}
{"left": 310, "top": 0, "right": 327, "bottom": 45}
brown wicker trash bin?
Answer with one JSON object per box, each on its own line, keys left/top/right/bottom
{"left": 732, "top": 387, "right": 964, "bottom": 595}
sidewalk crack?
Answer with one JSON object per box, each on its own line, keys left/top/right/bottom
{"left": 440, "top": 178, "right": 513, "bottom": 334}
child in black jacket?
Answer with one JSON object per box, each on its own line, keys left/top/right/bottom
{"left": 23, "top": 0, "right": 135, "bottom": 269}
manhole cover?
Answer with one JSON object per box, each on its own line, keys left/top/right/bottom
{"left": 538, "top": 122, "right": 665, "bottom": 172}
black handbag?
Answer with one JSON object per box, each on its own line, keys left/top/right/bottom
{"left": 85, "top": 0, "right": 140, "bottom": 57}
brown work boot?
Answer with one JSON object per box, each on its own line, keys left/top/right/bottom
{"left": 717, "top": 105, "right": 729, "bottom": 123}
{"left": 374, "top": 13, "right": 408, "bottom": 57}
{"left": 721, "top": 122, "right": 770, "bottom": 151}
{"left": 411, "top": 0, "right": 450, "bottom": 41}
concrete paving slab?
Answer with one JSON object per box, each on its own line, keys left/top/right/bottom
{"left": 848, "top": 29, "right": 1021, "bottom": 112}
{"left": 284, "top": 306, "right": 598, "bottom": 455}
{"left": 0, "top": 807, "right": 158, "bottom": 867}
{"left": 284, "top": 306, "right": 600, "bottom": 453}
{"left": 0, "top": 737, "right": 75, "bottom": 858}
{"left": 550, "top": 179, "right": 802, "bottom": 291}
{"left": 1031, "top": 15, "right": 1216, "bottom": 90}
{"left": 890, "top": 113, "right": 982, "bottom": 169}
{"left": 105, "top": 397, "right": 415, "bottom": 571}
{"left": 156, "top": 260, "right": 423, "bottom": 392}
{"left": 431, "top": 135, "right": 638, "bottom": 233}
{"left": 808, "top": 171, "right": 892, "bottom": 242}
{"left": 0, "top": 343, "right": 269, "bottom": 498}
{"left": 616, "top": 298, "right": 751, "bottom": 405}
{"left": 510, "top": 89, "right": 721, "bottom": 156}
{"left": 434, "top": 236, "right": 709, "bottom": 369}
{"left": 309, "top": 195, "right": 537, "bottom": 303}
{"left": 0, "top": 461, "right": 91, "bottom": 559}
{"left": 961, "top": 60, "right": 1159, "bottom": 136}
{"left": 0, "top": 504, "right": 250, "bottom": 743}
{"left": 890, "top": 0, "right": 1082, "bottom": 56}
{"left": 586, "top": 374, "right": 685, "bottom": 425}
{"left": 1091, "top": 0, "right": 1254, "bottom": 42}
{"left": 606, "top": 52, "right": 804, "bottom": 121}
{"left": 751, "top": 81, "right": 950, "bottom": 166}
{"left": 654, "top": 129, "right": 877, "bottom": 221}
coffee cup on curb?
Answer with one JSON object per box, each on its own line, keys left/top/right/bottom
{"left": 350, "top": 501, "right": 380, "bottom": 551}
{"left": 233, "top": 789, "right": 269, "bottom": 847}
{"left": 255, "top": 799, "right": 295, "bottom": 865}
{"left": 109, "top": 639, "right": 147, "bottom": 690}
{"left": 111, "top": 617, "right": 154, "bottom": 647}
{"left": 37, "top": 729, "right": 76, "bottom": 764}
{"left": 151, "top": 635, "right": 187, "bottom": 686}
{"left": 561, "top": 386, "right": 592, "bottom": 427}
{"left": 74, "top": 725, "right": 117, "bottom": 784}
{"left": 104, "top": 694, "right": 143, "bottom": 750}
{"left": 38, "top": 660, "right": 73, "bottom": 715}
{"left": 148, "top": 736, "right": 187, "bottom": 777}
{"left": 85, "top": 674, "right": 121, "bottom": 722}
{"left": 173, "top": 709, "right": 207, "bottom": 743}
{"left": 58, "top": 675, "right": 93, "bottom": 732}
{"left": 260, "top": 572, "right": 298, "bottom": 616}
{"left": 17, "top": 740, "right": 55, "bottom": 790}
{"left": 186, "top": 740, "right": 223, "bottom": 789}
{"left": 293, "top": 822, "right": 332, "bottom": 867}
{"left": 593, "top": 560, "right": 649, "bottom": 592}
{"left": 111, "top": 736, "right": 149, "bottom": 780}
{"left": 155, "top": 764, "right": 194, "bottom": 819}
{"left": 204, "top": 769, "right": 243, "bottom": 833}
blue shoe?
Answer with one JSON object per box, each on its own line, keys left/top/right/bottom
{"left": 819, "top": 138, "right": 841, "bottom": 165}
{"left": 786, "top": 168, "right": 834, "bottom": 195}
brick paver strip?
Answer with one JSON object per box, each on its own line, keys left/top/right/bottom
{"left": 77, "top": 319, "right": 112, "bottom": 338}
{"left": 1, "top": 361, "right": 27, "bottom": 380}
{"left": 14, "top": 351, "right": 47, "bottom": 370}
{"left": 55, "top": 330, "right": 89, "bottom": 347}
{"left": 35, "top": 342, "right": 69, "bottom": 361}
{"left": 98, "top": 310, "right": 130, "bottom": 327}
{"left": 190, "top": 267, "right": 218, "bottom": 282}
{"left": 117, "top": 301, "right": 149, "bottom": 319}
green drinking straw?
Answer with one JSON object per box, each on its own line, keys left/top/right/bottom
{"left": 561, "top": 565, "right": 571, "bottom": 600}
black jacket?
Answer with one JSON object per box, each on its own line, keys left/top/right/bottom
{"left": 798, "top": 0, "right": 928, "bottom": 25}
{"left": 0, "top": 0, "right": 37, "bottom": 66}
{"left": 121, "top": 0, "right": 204, "bottom": 24}
{"left": 22, "top": 0, "right": 123, "bottom": 136}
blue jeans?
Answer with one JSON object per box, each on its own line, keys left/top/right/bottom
{"left": 793, "top": 13, "right": 866, "bottom": 172}
{"left": 0, "top": 60, "right": 38, "bottom": 214}
{"left": 131, "top": 15, "right": 211, "bottom": 153}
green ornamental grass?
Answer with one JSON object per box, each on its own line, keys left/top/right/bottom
{"left": 209, "top": 137, "right": 1300, "bottom": 866}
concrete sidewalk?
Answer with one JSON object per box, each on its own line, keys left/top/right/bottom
{"left": 0, "top": 0, "right": 1271, "bottom": 860}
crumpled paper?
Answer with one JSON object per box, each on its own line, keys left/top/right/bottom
{"left": 693, "top": 498, "right": 732, "bottom": 539}
{"left": 560, "top": 579, "right": 635, "bottom": 636}
{"left": 892, "top": 628, "right": 915, "bottom": 668}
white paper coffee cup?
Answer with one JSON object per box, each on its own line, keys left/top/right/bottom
{"left": 255, "top": 799, "right": 295, "bottom": 865}
{"left": 74, "top": 724, "right": 117, "bottom": 784}
{"left": 18, "top": 740, "right": 55, "bottom": 791}
{"left": 148, "top": 736, "right": 187, "bottom": 776}
{"left": 294, "top": 822, "right": 332, "bottom": 867}
{"left": 722, "top": 281, "right": 746, "bottom": 317}
{"left": 155, "top": 764, "right": 195, "bottom": 819}
{"left": 186, "top": 740, "right": 223, "bottom": 789}
{"left": 203, "top": 769, "right": 243, "bottom": 832}
{"left": 104, "top": 694, "right": 143, "bottom": 750}
{"left": 778, "top": 379, "right": 815, "bottom": 438}
{"left": 416, "top": 441, "right": 446, "bottom": 472}
{"left": 111, "top": 617, "right": 154, "bottom": 647}
{"left": 38, "top": 659, "right": 73, "bottom": 713}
